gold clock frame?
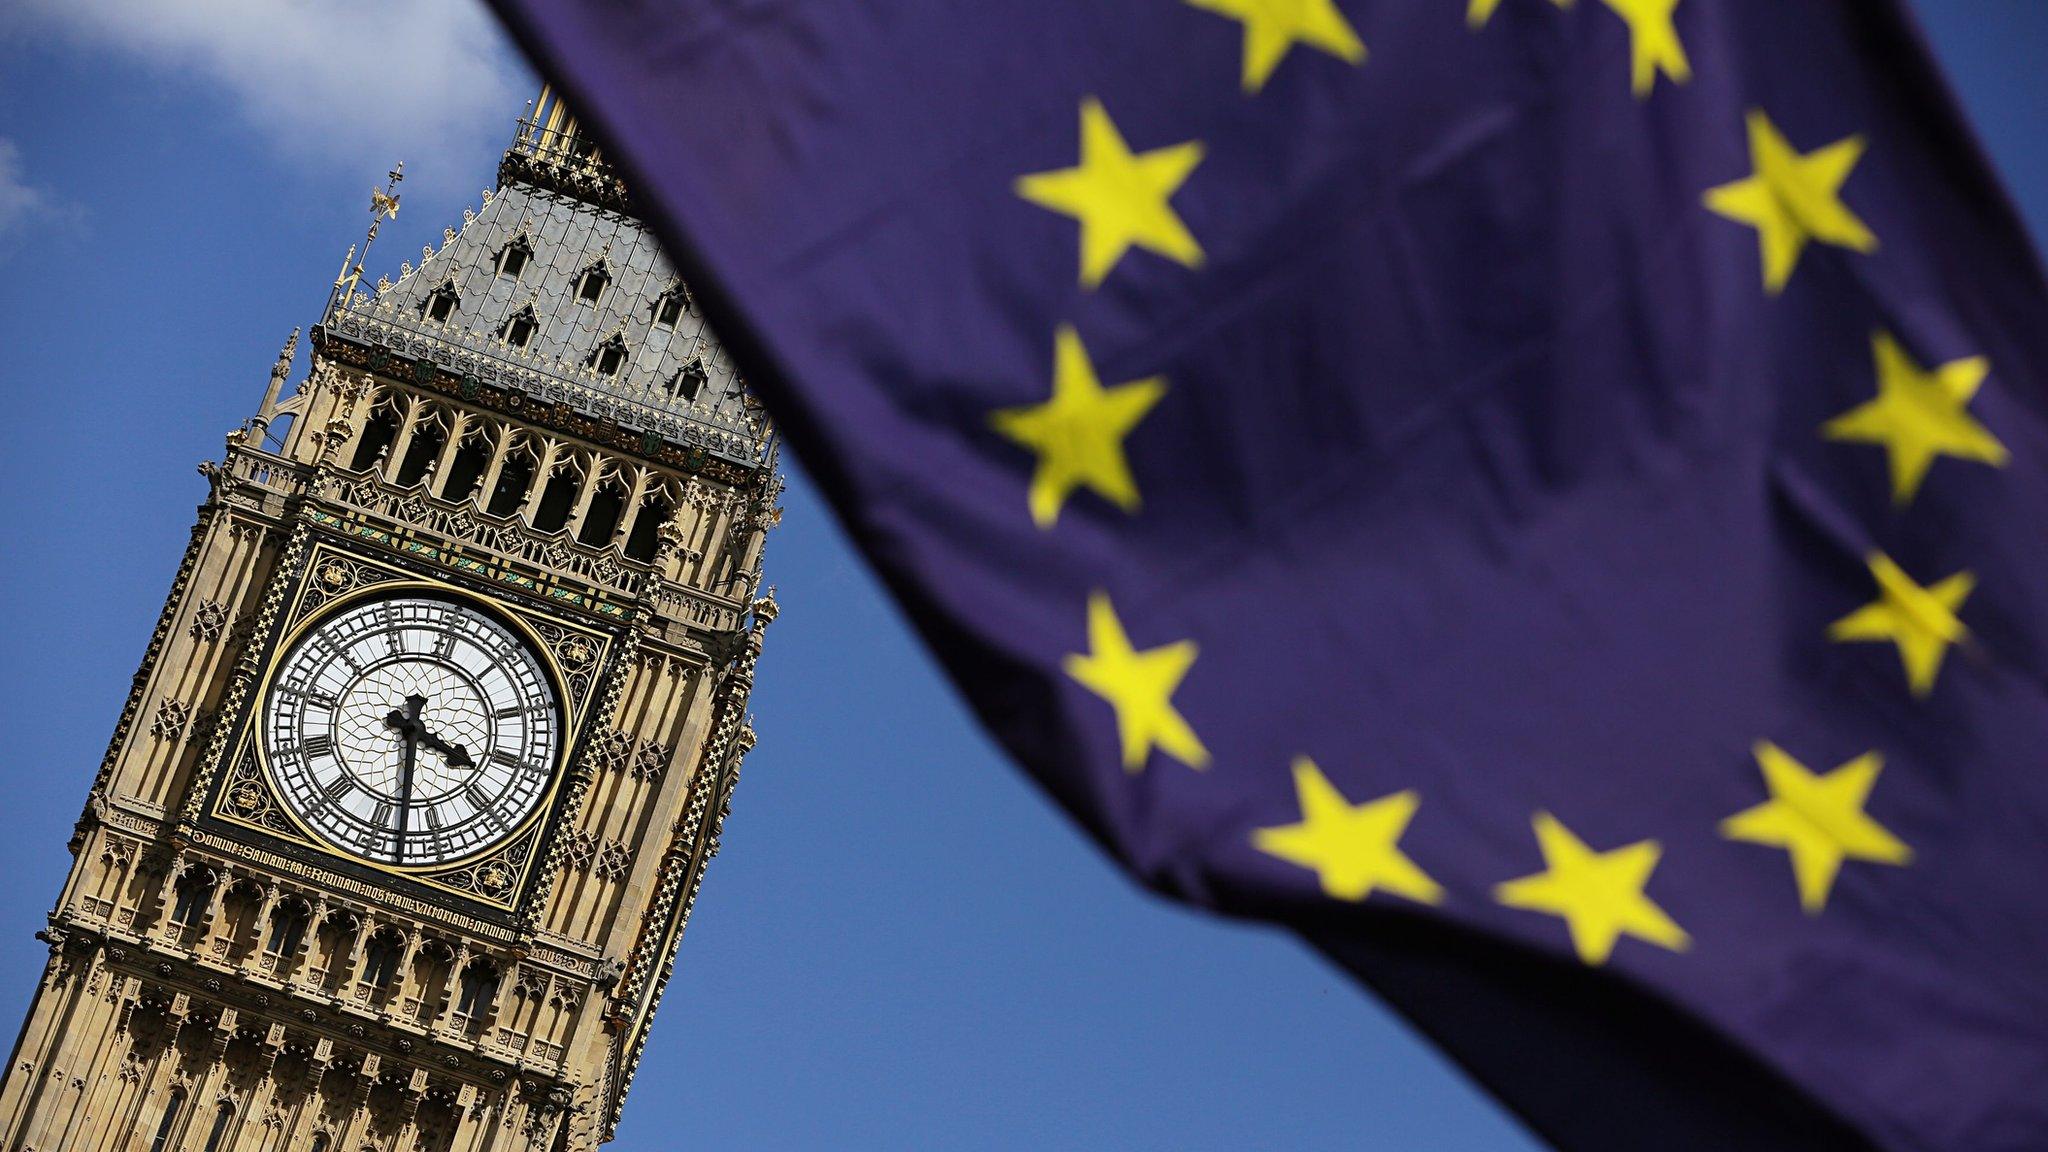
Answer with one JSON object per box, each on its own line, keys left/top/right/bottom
{"left": 208, "top": 541, "right": 617, "bottom": 913}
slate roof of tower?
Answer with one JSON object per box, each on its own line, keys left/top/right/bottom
{"left": 319, "top": 146, "right": 767, "bottom": 468}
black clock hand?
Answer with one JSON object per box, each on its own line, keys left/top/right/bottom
{"left": 384, "top": 699, "right": 475, "bottom": 770}
{"left": 415, "top": 725, "right": 476, "bottom": 770}
{"left": 383, "top": 694, "right": 428, "bottom": 860}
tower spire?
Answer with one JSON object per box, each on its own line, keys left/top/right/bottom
{"left": 331, "top": 162, "right": 404, "bottom": 310}
{"left": 246, "top": 327, "right": 300, "bottom": 445}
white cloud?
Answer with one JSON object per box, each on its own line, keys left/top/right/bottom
{"left": 0, "top": 139, "right": 47, "bottom": 234}
{"left": 14, "top": 0, "right": 534, "bottom": 193}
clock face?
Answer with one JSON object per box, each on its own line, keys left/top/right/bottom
{"left": 262, "top": 592, "right": 563, "bottom": 867}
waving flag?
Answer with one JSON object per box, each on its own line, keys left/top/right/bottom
{"left": 482, "top": 1, "right": 2048, "bottom": 1147}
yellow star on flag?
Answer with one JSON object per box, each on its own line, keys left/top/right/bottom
{"left": 1720, "top": 742, "right": 1912, "bottom": 915}
{"left": 1184, "top": 0, "right": 1365, "bottom": 93}
{"left": 1252, "top": 758, "right": 1442, "bottom": 904}
{"left": 1829, "top": 554, "right": 1973, "bottom": 697}
{"left": 1598, "top": 0, "right": 1690, "bottom": 97}
{"left": 1494, "top": 812, "right": 1689, "bottom": 966}
{"left": 1824, "top": 331, "right": 2007, "bottom": 505}
{"left": 1467, "top": 0, "right": 1569, "bottom": 29}
{"left": 989, "top": 326, "right": 1166, "bottom": 529}
{"left": 1063, "top": 592, "right": 1210, "bottom": 772}
{"left": 1703, "top": 109, "right": 1876, "bottom": 294}
{"left": 1015, "top": 98, "right": 1206, "bottom": 288}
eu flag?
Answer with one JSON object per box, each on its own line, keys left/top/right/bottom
{"left": 482, "top": 1, "right": 2048, "bottom": 1147}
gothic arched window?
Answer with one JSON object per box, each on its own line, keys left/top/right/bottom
{"left": 495, "top": 238, "right": 532, "bottom": 279}
{"left": 578, "top": 478, "right": 626, "bottom": 546}
{"left": 149, "top": 1088, "right": 187, "bottom": 1152}
{"left": 485, "top": 448, "right": 536, "bottom": 518}
{"left": 393, "top": 412, "right": 448, "bottom": 488}
{"left": 667, "top": 359, "right": 708, "bottom": 402}
{"left": 169, "top": 872, "right": 214, "bottom": 927}
{"left": 653, "top": 288, "right": 686, "bottom": 328}
{"left": 439, "top": 430, "right": 493, "bottom": 503}
{"left": 423, "top": 283, "right": 459, "bottom": 324}
{"left": 588, "top": 335, "right": 628, "bottom": 377}
{"left": 531, "top": 462, "right": 582, "bottom": 534}
{"left": 350, "top": 405, "right": 402, "bottom": 472}
{"left": 501, "top": 307, "right": 539, "bottom": 350}
{"left": 574, "top": 261, "right": 610, "bottom": 304}
{"left": 265, "top": 901, "right": 309, "bottom": 957}
{"left": 456, "top": 961, "right": 499, "bottom": 1020}
{"left": 624, "top": 499, "right": 671, "bottom": 562}
{"left": 362, "top": 930, "right": 403, "bottom": 989}
{"left": 202, "top": 1103, "right": 235, "bottom": 1152}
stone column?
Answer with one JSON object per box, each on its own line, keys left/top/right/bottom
{"left": 194, "top": 871, "right": 230, "bottom": 956}
{"left": 430, "top": 413, "right": 473, "bottom": 499}
{"left": 49, "top": 959, "right": 141, "bottom": 1152}
{"left": 287, "top": 897, "right": 327, "bottom": 992}
{"left": 383, "top": 395, "right": 427, "bottom": 485}
{"left": 327, "top": 379, "right": 382, "bottom": 470}
{"left": 240, "top": 885, "right": 281, "bottom": 977}
{"left": 448, "top": 1084, "right": 492, "bottom": 1152}
{"left": 388, "top": 1068, "right": 429, "bottom": 1152}
{"left": 329, "top": 1054, "right": 378, "bottom": 1152}
{"left": 430, "top": 944, "right": 471, "bottom": 1037}
{"left": 338, "top": 915, "right": 373, "bottom": 996}
{"left": 518, "top": 441, "right": 563, "bottom": 524}
{"left": 562, "top": 455, "right": 603, "bottom": 540}
{"left": 609, "top": 469, "right": 654, "bottom": 552}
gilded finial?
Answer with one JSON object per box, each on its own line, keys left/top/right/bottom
{"left": 354, "top": 160, "right": 405, "bottom": 293}
{"left": 370, "top": 162, "right": 404, "bottom": 224}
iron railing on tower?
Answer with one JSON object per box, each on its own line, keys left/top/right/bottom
{"left": 500, "top": 86, "right": 632, "bottom": 213}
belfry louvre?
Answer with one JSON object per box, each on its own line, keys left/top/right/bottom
{"left": 0, "top": 89, "right": 781, "bottom": 1152}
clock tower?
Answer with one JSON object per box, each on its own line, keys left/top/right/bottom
{"left": 0, "top": 90, "right": 779, "bottom": 1152}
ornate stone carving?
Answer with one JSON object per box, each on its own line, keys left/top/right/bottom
{"left": 514, "top": 968, "right": 549, "bottom": 1001}
{"left": 559, "top": 830, "right": 598, "bottom": 871}
{"left": 189, "top": 600, "right": 232, "bottom": 643}
{"left": 631, "top": 741, "right": 669, "bottom": 782}
{"left": 593, "top": 843, "right": 631, "bottom": 882}
{"left": 149, "top": 700, "right": 191, "bottom": 743}
{"left": 587, "top": 731, "right": 631, "bottom": 775}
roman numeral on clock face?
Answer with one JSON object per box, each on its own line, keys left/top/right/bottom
{"left": 264, "top": 592, "right": 564, "bottom": 867}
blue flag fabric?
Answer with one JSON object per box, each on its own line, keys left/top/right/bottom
{"left": 482, "top": 1, "right": 2048, "bottom": 1147}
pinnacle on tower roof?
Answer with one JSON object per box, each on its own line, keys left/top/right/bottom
{"left": 500, "top": 86, "right": 631, "bottom": 214}
{"left": 313, "top": 87, "right": 767, "bottom": 471}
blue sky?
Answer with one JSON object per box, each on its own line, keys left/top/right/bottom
{"left": 1, "top": 3, "right": 2044, "bottom": 1149}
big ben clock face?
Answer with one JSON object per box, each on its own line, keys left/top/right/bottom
{"left": 261, "top": 592, "right": 562, "bottom": 867}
